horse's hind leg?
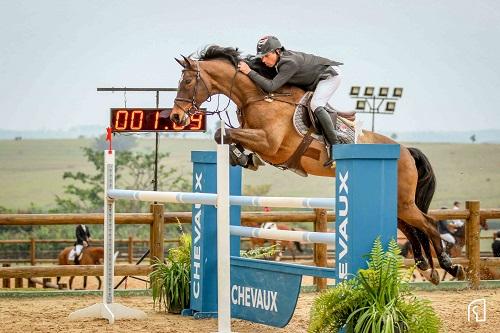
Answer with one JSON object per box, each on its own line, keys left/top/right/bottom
{"left": 399, "top": 206, "right": 465, "bottom": 282}
{"left": 69, "top": 276, "right": 75, "bottom": 289}
{"left": 398, "top": 220, "right": 440, "bottom": 284}
{"left": 83, "top": 276, "right": 88, "bottom": 289}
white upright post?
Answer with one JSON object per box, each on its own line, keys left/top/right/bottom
{"left": 68, "top": 150, "right": 146, "bottom": 323}
{"left": 216, "top": 123, "right": 232, "bottom": 333}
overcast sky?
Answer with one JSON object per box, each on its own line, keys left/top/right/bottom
{"left": 1, "top": 1, "right": 499, "bottom": 133}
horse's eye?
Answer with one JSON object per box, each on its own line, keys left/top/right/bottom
{"left": 185, "top": 79, "right": 192, "bottom": 85}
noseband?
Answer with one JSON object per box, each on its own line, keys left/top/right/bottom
{"left": 174, "top": 60, "right": 211, "bottom": 116}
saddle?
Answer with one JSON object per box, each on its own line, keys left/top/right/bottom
{"left": 294, "top": 92, "right": 356, "bottom": 142}
{"left": 275, "top": 92, "right": 357, "bottom": 177}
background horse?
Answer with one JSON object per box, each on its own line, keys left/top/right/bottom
{"left": 169, "top": 45, "right": 464, "bottom": 285}
{"left": 57, "top": 246, "right": 104, "bottom": 289}
{"left": 245, "top": 222, "right": 304, "bottom": 261}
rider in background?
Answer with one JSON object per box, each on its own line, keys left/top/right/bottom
{"left": 437, "top": 207, "right": 456, "bottom": 246}
{"left": 74, "top": 224, "right": 91, "bottom": 264}
{"left": 238, "top": 35, "right": 343, "bottom": 167}
{"left": 449, "top": 201, "right": 464, "bottom": 228}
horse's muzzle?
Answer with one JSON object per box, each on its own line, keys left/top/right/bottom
{"left": 170, "top": 112, "right": 190, "bottom": 126}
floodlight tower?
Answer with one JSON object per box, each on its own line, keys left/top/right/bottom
{"left": 349, "top": 86, "right": 403, "bottom": 132}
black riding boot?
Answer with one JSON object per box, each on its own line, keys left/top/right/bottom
{"left": 315, "top": 107, "right": 339, "bottom": 167}
{"left": 74, "top": 256, "right": 80, "bottom": 265}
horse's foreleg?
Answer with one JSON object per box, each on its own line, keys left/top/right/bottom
{"left": 69, "top": 276, "right": 75, "bottom": 290}
{"left": 83, "top": 276, "right": 87, "bottom": 289}
{"left": 96, "top": 276, "right": 101, "bottom": 290}
{"left": 216, "top": 128, "right": 283, "bottom": 156}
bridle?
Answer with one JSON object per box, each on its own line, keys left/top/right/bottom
{"left": 173, "top": 60, "right": 212, "bottom": 117}
{"left": 173, "top": 59, "right": 239, "bottom": 123}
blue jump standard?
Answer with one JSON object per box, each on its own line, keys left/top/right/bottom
{"left": 181, "top": 144, "right": 400, "bottom": 328}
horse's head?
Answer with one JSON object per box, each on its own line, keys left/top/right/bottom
{"left": 171, "top": 55, "right": 212, "bottom": 127}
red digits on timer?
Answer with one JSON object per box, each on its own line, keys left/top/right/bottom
{"left": 190, "top": 114, "right": 203, "bottom": 130}
{"left": 114, "top": 110, "right": 129, "bottom": 130}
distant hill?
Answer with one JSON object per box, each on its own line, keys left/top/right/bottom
{"left": 380, "top": 129, "right": 500, "bottom": 143}
{"left": 0, "top": 125, "right": 498, "bottom": 143}
{"left": 0, "top": 125, "right": 213, "bottom": 140}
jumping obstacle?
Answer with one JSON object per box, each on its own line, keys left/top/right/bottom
{"left": 181, "top": 144, "right": 399, "bottom": 330}
{"left": 68, "top": 151, "right": 147, "bottom": 324}
{"left": 84, "top": 139, "right": 398, "bottom": 331}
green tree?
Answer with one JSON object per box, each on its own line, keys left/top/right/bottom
{"left": 53, "top": 141, "right": 191, "bottom": 214}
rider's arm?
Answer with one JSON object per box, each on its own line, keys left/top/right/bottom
{"left": 247, "top": 59, "right": 298, "bottom": 93}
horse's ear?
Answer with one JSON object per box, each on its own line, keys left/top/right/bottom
{"left": 174, "top": 57, "right": 186, "bottom": 68}
{"left": 181, "top": 54, "right": 193, "bottom": 69}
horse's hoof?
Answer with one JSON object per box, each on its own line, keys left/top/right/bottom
{"left": 419, "top": 268, "right": 440, "bottom": 285}
{"left": 454, "top": 264, "right": 466, "bottom": 281}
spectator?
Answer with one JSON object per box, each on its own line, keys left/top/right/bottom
{"left": 449, "top": 201, "right": 464, "bottom": 228}
{"left": 437, "top": 218, "right": 455, "bottom": 245}
{"left": 493, "top": 231, "right": 500, "bottom": 257}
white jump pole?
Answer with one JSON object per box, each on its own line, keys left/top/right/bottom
{"left": 216, "top": 122, "right": 232, "bottom": 333}
{"left": 107, "top": 189, "right": 334, "bottom": 210}
{"left": 230, "top": 225, "right": 336, "bottom": 245}
{"left": 68, "top": 150, "right": 146, "bottom": 323}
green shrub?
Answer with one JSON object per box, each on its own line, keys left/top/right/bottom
{"left": 308, "top": 238, "right": 441, "bottom": 333}
{"left": 150, "top": 233, "right": 191, "bottom": 314}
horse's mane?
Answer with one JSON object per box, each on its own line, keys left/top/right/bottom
{"left": 197, "top": 45, "right": 276, "bottom": 79}
{"left": 197, "top": 45, "right": 242, "bottom": 67}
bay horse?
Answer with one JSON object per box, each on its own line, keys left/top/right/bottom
{"left": 56, "top": 246, "right": 104, "bottom": 289}
{"left": 169, "top": 45, "right": 465, "bottom": 285}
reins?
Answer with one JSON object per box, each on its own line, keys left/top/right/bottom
{"left": 173, "top": 58, "right": 298, "bottom": 129}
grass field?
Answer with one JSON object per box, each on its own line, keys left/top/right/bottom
{"left": 0, "top": 138, "right": 499, "bottom": 211}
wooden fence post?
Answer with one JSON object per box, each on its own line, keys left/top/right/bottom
{"left": 150, "top": 204, "right": 165, "bottom": 263}
{"left": 15, "top": 277, "right": 23, "bottom": 288}
{"left": 30, "top": 237, "right": 36, "bottom": 266}
{"left": 465, "top": 200, "right": 480, "bottom": 289}
{"left": 313, "top": 208, "right": 328, "bottom": 291}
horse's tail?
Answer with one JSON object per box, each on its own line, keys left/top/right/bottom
{"left": 408, "top": 147, "right": 436, "bottom": 213}
{"left": 408, "top": 147, "right": 437, "bottom": 265}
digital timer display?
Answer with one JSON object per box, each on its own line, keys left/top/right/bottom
{"left": 110, "top": 108, "right": 206, "bottom": 132}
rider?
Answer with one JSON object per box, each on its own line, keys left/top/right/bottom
{"left": 238, "top": 36, "right": 343, "bottom": 167}
{"left": 74, "top": 224, "right": 91, "bottom": 265}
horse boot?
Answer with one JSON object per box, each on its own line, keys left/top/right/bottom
{"left": 229, "top": 143, "right": 249, "bottom": 167}
{"left": 314, "top": 106, "right": 339, "bottom": 167}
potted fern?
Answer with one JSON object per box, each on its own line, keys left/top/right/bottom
{"left": 308, "top": 238, "right": 441, "bottom": 333}
{"left": 150, "top": 233, "right": 191, "bottom": 314}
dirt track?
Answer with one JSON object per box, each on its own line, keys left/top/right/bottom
{"left": 0, "top": 283, "right": 498, "bottom": 333}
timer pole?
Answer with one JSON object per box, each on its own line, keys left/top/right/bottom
{"left": 154, "top": 90, "right": 160, "bottom": 191}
